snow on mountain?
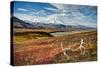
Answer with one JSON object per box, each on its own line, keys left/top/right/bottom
{"left": 14, "top": 12, "right": 96, "bottom": 28}
{"left": 14, "top": 13, "right": 70, "bottom": 25}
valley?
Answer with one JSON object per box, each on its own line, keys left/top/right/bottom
{"left": 13, "top": 29, "right": 97, "bottom": 66}
{"left": 11, "top": 2, "right": 97, "bottom": 66}
{"left": 12, "top": 17, "right": 97, "bottom": 66}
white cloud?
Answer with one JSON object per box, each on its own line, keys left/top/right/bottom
{"left": 14, "top": 13, "right": 48, "bottom": 23}
{"left": 47, "top": 12, "right": 96, "bottom": 27}
{"left": 31, "top": 10, "right": 47, "bottom": 16}
{"left": 50, "top": 3, "right": 96, "bottom": 27}
{"left": 14, "top": 12, "right": 96, "bottom": 28}
{"left": 14, "top": 4, "right": 96, "bottom": 28}
{"left": 50, "top": 3, "right": 67, "bottom": 9}
{"left": 44, "top": 7, "right": 57, "bottom": 11}
{"left": 51, "top": 4, "right": 85, "bottom": 19}
{"left": 17, "top": 8, "right": 28, "bottom": 11}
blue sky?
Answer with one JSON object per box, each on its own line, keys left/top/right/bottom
{"left": 12, "top": 1, "right": 97, "bottom": 28}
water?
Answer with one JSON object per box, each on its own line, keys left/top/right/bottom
{"left": 50, "top": 30, "right": 89, "bottom": 37}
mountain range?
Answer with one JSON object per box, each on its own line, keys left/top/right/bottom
{"left": 12, "top": 16, "right": 95, "bottom": 31}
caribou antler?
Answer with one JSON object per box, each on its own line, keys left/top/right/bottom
{"left": 60, "top": 38, "right": 86, "bottom": 58}
{"left": 61, "top": 42, "right": 70, "bottom": 59}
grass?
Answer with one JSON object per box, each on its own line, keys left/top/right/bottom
{"left": 13, "top": 32, "right": 53, "bottom": 43}
{"left": 51, "top": 30, "right": 97, "bottom": 63}
{"left": 52, "top": 48, "right": 97, "bottom": 63}
{"left": 12, "top": 30, "right": 97, "bottom": 66}
{"left": 13, "top": 28, "right": 60, "bottom": 33}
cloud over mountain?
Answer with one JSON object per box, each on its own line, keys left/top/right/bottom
{"left": 13, "top": 1, "right": 97, "bottom": 28}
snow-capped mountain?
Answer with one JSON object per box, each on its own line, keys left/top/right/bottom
{"left": 14, "top": 12, "right": 96, "bottom": 28}
{"left": 12, "top": 16, "right": 94, "bottom": 32}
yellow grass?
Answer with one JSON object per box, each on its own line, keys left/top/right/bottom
{"left": 13, "top": 30, "right": 97, "bottom": 66}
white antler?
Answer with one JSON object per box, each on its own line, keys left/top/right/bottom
{"left": 61, "top": 42, "right": 70, "bottom": 59}
{"left": 60, "top": 38, "right": 86, "bottom": 60}
{"left": 69, "top": 38, "right": 86, "bottom": 55}
{"left": 79, "top": 38, "right": 86, "bottom": 55}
